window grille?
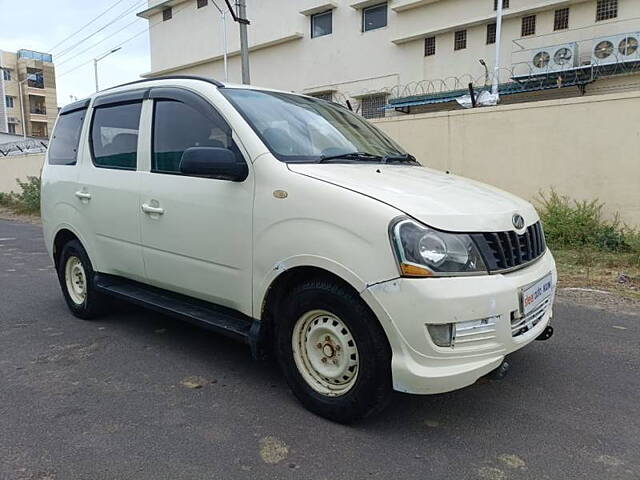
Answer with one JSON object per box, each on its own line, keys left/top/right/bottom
{"left": 596, "top": 0, "right": 617, "bottom": 21}
{"left": 554, "top": 8, "right": 569, "bottom": 30}
{"left": 163, "top": 8, "right": 172, "bottom": 21}
{"left": 454, "top": 30, "right": 467, "bottom": 51}
{"left": 424, "top": 36, "right": 436, "bottom": 56}
{"left": 493, "top": 0, "right": 509, "bottom": 10}
{"left": 197, "top": 0, "right": 208, "bottom": 8}
{"left": 521, "top": 15, "right": 536, "bottom": 37}
{"left": 486, "top": 23, "right": 496, "bottom": 44}
{"left": 360, "top": 94, "right": 386, "bottom": 119}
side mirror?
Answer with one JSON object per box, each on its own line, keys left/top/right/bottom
{"left": 179, "top": 147, "right": 248, "bottom": 182}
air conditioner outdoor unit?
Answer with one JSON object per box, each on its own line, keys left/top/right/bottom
{"left": 592, "top": 33, "right": 640, "bottom": 65}
{"left": 531, "top": 43, "right": 579, "bottom": 74}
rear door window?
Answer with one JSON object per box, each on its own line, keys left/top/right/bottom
{"left": 48, "top": 108, "right": 87, "bottom": 165}
{"left": 90, "top": 102, "right": 142, "bottom": 170}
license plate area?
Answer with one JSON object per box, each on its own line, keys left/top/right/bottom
{"left": 520, "top": 273, "right": 553, "bottom": 317}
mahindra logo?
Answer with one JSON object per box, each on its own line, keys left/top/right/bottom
{"left": 512, "top": 214, "right": 525, "bottom": 230}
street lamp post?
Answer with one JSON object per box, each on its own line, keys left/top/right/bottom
{"left": 93, "top": 47, "right": 122, "bottom": 92}
{"left": 211, "top": 0, "right": 229, "bottom": 81}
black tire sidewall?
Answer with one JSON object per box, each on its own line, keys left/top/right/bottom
{"left": 275, "top": 280, "right": 392, "bottom": 423}
{"left": 56, "top": 240, "right": 104, "bottom": 319}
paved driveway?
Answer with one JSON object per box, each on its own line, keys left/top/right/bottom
{"left": 1, "top": 219, "right": 638, "bottom": 480}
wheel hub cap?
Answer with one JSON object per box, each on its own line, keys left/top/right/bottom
{"left": 64, "top": 256, "right": 87, "bottom": 305}
{"left": 292, "top": 310, "right": 359, "bottom": 396}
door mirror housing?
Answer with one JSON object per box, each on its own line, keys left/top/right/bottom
{"left": 179, "top": 147, "right": 248, "bottom": 181}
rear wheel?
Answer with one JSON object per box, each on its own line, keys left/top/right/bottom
{"left": 56, "top": 239, "right": 109, "bottom": 319}
{"left": 275, "top": 278, "right": 392, "bottom": 423}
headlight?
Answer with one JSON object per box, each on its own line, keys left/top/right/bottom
{"left": 390, "top": 218, "right": 487, "bottom": 277}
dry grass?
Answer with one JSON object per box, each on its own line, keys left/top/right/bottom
{"left": 553, "top": 248, "right": 640, "bottom": 300}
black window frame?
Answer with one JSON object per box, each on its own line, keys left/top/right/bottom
{"left": 48, "top": 106, "right": 88, "bottom": 166}
{"left": 596, "top": 0, "right": 617, "bottom": 21}
{"left": 2, "top": 68, "right": 10, "bottom": 81}
{"left": 454, "top": 30, "right": 467, "bottom": 51}
{"left": 424, "top": 36, "right": 436, "bottom": 56}
{"left": 89, "top": 101, "right": 142, "bottom": 171}
{"left": 521, "top": 15, "right": 536, "bottom": 37}
{"left": 362, "top": 3, "right": 388, "bottom": 33}
{"left": 311, "top": 10, "right": 333, "bottom": 38}
{"left": 197, "top": 0, "right": 208, "bottom": 8}
{"left": 486, "top": 23, "right": 497, "bottom": 44}
{"left": 149, "top": 87, "right": 244, "bottom": 177}
{"left": 5, "top": 95, "right": 14, "bottom": 108}
{"left": 493, "top": 0, "right": 509, "bottom": 10}
{"left": 162, "top": 7, "right": 172, "bottom": 21}
{"left": 8, "top": 123, "right": 16, "bottom": 134}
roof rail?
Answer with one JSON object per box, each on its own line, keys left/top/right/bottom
{"left": 103, "top": 75, "right": 225, "bottom": 92}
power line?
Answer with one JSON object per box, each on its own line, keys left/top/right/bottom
{"left": 55, "top": 17, "right": 142, "bottom": 68}
{"left": 54, "top": 0, "right": 147, "bottom": 60}
{"left": 49, "top": 0, "right": 132, "bottom": 53}
{"left": 57, "top": 0, "right": 197, "bottom": 80}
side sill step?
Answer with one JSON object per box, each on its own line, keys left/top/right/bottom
{"left": 94, "top": 273, "right": 258, "bottom": 348}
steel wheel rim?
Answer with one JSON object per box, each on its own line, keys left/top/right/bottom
{"left": 65, "top": 256, "right": 87, "bottom": 305}
{"left": 292, "top": 309, "right": 359, "bottom": 397}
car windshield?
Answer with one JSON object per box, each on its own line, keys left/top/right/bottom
{"left": 221, "top": 88, "right": 407, "bottom": 163}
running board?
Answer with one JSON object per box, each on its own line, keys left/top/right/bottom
{"left": 94, "top": 273, "right": 261, "bottom": 356}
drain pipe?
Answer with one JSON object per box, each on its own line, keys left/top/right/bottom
{"left": 491, "top": 0, "right": 504, "bottom": 100}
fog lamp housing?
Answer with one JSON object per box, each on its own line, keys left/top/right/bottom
{"left": 426, "top": 323, "right": 454, "bottom": 347}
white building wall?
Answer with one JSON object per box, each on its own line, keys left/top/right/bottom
{"left": 140, "top": 0, "right": 640, "bottom": 101}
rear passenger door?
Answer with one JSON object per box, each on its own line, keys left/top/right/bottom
{"left": 139, "top": 87, "right": 253, "bottom": 315}
{"left": 75, "top": 92, "right": 145, "bottom": 281}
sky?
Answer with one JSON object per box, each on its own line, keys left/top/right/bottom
{"left": 0, "top": 0, "right": 151, "bottom": 107}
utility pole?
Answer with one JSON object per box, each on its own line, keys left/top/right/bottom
{"left": 237, "top": 0, "right": 250, "bottom": 84}
{"left": 492, "top": 0, "right": 504, "bottom": 100}
{"left": 211, "top": 1, "right": 229, "bottom": 81}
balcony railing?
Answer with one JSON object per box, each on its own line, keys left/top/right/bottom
{"left": 30, "top": 106, "right": 47, "bottom": 115}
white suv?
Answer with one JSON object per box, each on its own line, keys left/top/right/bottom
{"left": 42, "top": 76, "right": 556, "bottom": 422}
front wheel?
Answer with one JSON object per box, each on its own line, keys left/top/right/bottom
{"left": 275, "top": 279, "right": 392, "bottom": 423}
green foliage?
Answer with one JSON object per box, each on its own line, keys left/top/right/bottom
{"left": 538, "top": 189, "right": 638, "bottom": 255}
{"left": 0, "top": 176, "right": 41, "bottom": 214}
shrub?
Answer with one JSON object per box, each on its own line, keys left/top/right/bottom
{"left": 0, "top": 176, "right": 41, "bottom": 214}
{"left": 538, "top": 189, "right": 629, "bottom": 252}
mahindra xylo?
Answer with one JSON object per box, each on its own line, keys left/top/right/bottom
{"left": 42, "top": 76, "right": 556, "bottom": 422}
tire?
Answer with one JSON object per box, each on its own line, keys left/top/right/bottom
{"left": 275, "top": 278, "right": 392, "bottom": 423}
{"left": 56, "top": 239, "right": 109, "bottom": 320}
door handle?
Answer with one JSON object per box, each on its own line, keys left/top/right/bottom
{"left": 141, "top": 203, "right": 164, "bottom": 215}
{"left": 75, "top": 190, "right": 91, "bottom": 200}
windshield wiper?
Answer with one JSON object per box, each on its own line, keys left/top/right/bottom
{"left": 318, "top": 151, "right": 382, "bottom": 163}
{"left": 380, "top": 153, "right": 419, "bottom": 164}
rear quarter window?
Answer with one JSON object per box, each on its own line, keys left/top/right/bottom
{"left": 48, "top": 108, "right": 87, "bottom": 165}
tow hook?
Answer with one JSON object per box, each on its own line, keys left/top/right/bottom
{"left": 486, "top": 360, "right": 510, "bottom": 380}
{"left": 536, "top": 325, "right": 554, "bottom": 341}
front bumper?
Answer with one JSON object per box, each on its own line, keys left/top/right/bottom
{"left": 361, "top": 250, "right": 557, "bottom": 395}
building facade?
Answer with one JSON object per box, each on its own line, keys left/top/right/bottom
{"left": 0, "top": 49, "right": 58, "bottom": 137}
{"left": 138, "top": 0, "right": 640, "bottom": 116}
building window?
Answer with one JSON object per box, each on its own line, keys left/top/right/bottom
{"left": 5, "top": 96, "right": 14, "bottom": 108}
{"left": 554, "top": 8, "right": 569, "bottom": 30}
{"left": 163, "top": 7, "right": 172, "bottom": 21}
{"left": 309, "top": 92, "right": 333, "bottom": 101}
{"left": 424, "top": 36, "right": 436, "bottom": 56}
{"left": 360, "top": 94, "right": 386, "bottom": 119}
{"left": 596, "top": 0, "right": 617, "bottom": 21}
{"left": 362, "top": 3, "right": 387, "bottom": 32}
{"left": 521, "top": 15, "right": 536, "bottom": 37}
{"left": 197, "top": 0, "right": 208, "bottom": 7}
{"left": 311, "top": 10, "right": 332, "bottom": 38}
{"left": 486, "top": 23, "right": 496, "bottom": 44}
{"left": 8, "top": 123, "right": 16, "bottom": 134}
{"left": 2, "top": 68, "right": 11, "bottom": 81}
{"left": 493, "top": 0, "right": 509, "bottom": 10}
{"left": 454, "top": 30, "right": 467, "bottom": 50}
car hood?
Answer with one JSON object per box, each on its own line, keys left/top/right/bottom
{"left": 287, "top": 164, "right": 538, "bottom": 232}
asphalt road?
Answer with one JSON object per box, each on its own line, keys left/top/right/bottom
{"left": 1, "top": 219, "right": 639, "bottom": 480}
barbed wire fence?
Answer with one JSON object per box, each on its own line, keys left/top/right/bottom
{"left": 0, "top": 137, "right": 49, "bottom": 157}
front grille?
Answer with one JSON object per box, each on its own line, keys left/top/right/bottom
{"left": 471, "top": 221, "right": 546, "bottom": 273}
{"left": 511, "top": 296, "right": 552, "bottom": 337}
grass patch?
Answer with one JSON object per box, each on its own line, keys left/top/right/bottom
{"left": 0, "top": 176, "right": 41, "bottom": 215}
{"left": 538, "top": 190, "right": 640, "bottom": 298}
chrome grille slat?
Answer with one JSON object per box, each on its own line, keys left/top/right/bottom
{"left": 511, "top": 297, "right": 552, "bottom": 337}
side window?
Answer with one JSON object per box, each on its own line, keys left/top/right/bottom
{"left": 90, "top": 102, "right": 141, "bottom": 170}
{"left": 48, "top": 108, "right": 87, "bottom": 166}
{"left": 152, "top": 99, "right": 234, "bottom": 174}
